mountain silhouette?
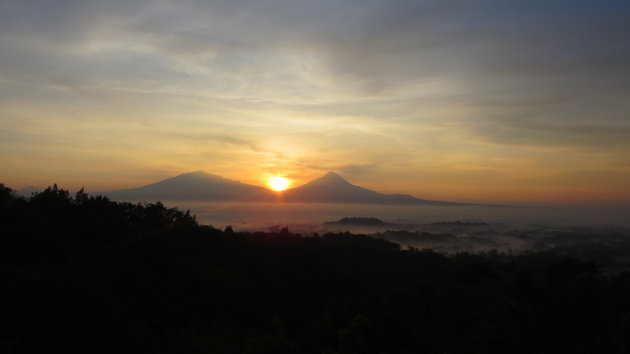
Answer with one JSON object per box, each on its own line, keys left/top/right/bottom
{"left": 283, "top": 172, "right": 467, "bottom": 205}
{"left": 105, "top": 170, "right": 472, "bottom": 205}
{"left": 106, "top": 171, "right": 273, "bottom": 201}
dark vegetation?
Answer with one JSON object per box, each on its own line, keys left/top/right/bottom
{"left": 2, "top": 183, "right": 630, "bottom": 353}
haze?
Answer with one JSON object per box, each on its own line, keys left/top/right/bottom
{"left": 1, "top": 0, "right": 629, "bottom": 206}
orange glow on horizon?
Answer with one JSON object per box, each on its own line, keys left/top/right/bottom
{"left": 268, "top": 176, "right": 290, "bottom": 191}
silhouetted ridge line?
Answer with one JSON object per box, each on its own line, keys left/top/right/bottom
{"left": 105, "top": 171, "right": 274, "bottom": 202}
{"left": 283, "top": 172, "right": 472, "bottom": 205}
{"left": 1, "top": 182, "right": 629, "bottom": 353}
{"left": 323, "top": 217, "right": 394, "bottom": 226}
{"left": 104, "top": 171, "right": 506, "bottom": 206}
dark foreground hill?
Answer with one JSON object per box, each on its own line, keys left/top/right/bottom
{"left": 1, "top": 183, "right": 630, "bottom": 353}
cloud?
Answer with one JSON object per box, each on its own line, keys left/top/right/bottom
{"left": 1, "top": 0, "right": 629, "bottom": 200}
{"left": 472, "top": 121, "right": 630, "bottom": 152}
{"left": 172, "top": 132, "right": 265, "bottom": 153}
{"left": 3, "top": 0, "right": 629, "bottom": 104}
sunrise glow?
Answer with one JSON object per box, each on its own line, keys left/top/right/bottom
{"left": 0, "top": 0, "right": 629, "bottom": 206}
{"left": 268, "top": 177, "right": 290, "bottom": 191}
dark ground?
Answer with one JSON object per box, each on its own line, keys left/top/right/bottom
{"left": 2, "top": 183, "right": 630, "bottom": 353}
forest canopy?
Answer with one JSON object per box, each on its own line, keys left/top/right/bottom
{"left": 1, "top": 183, "right": 629, "bottom": 353}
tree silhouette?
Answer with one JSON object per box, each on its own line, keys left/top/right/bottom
{"left": 0, "top": 182, "right": 629, "bottom": 353}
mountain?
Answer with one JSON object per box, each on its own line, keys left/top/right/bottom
{"left": 106, "top": 171, "right": 273, "bottom": 202}
{"left": 283, "top": 172, "right": 468, "bottom": 206}
{"left": 104, "top": 170, "right": 473, "bottom": 206}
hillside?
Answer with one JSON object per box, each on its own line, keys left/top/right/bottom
{"left": 106, "top": 171, "right": 274, "bottom": 201}
{"left": 106, "top": 171, "right": 472, "bottom": 206}
{"left": 1, "top": 183, "right": 629, "bottom": 353}
{"left": 284, "top": 172, "right": 468, "bottom": 205}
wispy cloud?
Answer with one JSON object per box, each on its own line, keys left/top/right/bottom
{"left": 1, "top": 0, "right": 629, "bottom": 203}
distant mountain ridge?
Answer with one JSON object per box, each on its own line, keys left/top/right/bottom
{"left": 105, "top": 170, "right": 474, "bottom": 206}
{"left": 106, "top": 171, "right": 274, "bottom": 202}
{"left": 282, "top": 172, "right": 467, "bottom": 205}
{"left": 323, "top": 217, "right": 394, "bottom": 226}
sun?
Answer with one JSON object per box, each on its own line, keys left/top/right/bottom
{"left": 268, "top": 176, "right": 290, "bottom": 191}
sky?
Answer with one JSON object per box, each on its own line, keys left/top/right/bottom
{"left": 1, "top": 0, "right": 629, "bottom": 205}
